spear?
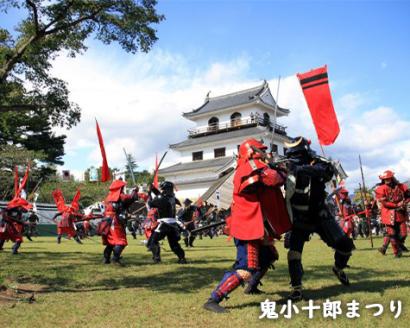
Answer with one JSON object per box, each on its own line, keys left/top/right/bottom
{"left": 148, "top": 151, "right": 168, "bottom": 196}
{"left": 359, "top": 155, "right": 373, "bottom": 248}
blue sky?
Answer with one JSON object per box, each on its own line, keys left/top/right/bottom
{"left": 1, "top": 1, "right": 410, "bottom": 188}
{"left": 155, "top": 0, "right": 410, "bottom": 116}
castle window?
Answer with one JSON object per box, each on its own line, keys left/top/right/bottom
{"left": 208, "top": 117, "right": 219, "bottom": 132}
{"left": 230, "top": 112, "right": 242, "bottom": 127}
{"left": 214, "top": 147, "right": 226, "bottom": 158}
{"left": 263, "top": 113, "right": 270, "bottom": 127}
{"left": 208, "top": 117, "right": 219, "bottom": 126}
{"left": 271, "top": 143, "right": 278, "bottom": 153}
{"left": 192, "top": 151, "right": 203, "bottom": 161}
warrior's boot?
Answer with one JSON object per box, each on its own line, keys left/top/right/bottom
{"left": 12, "top": 241, "right": 21, "bottom": 255}
{"left": 332, "top": 266, "right": 350, "bottom": 286}
{"left": 112, "top": 245, "right": 125, "bottom": 266}
{"left": 399, "top": 244, "right": 409, "bottom": 252}
{"left": 244, "top": 269, "right": 267, "bottom": 295}
{"left": 103, "top": 245, "right": 113, "bottom": 264}
{"left": 0, "top": 239, "right": 5, "bottom": 250}
{"left": 74, "top": 235, "right": 83, "bottom": 244}
{"left": 203, "top": 271, "right": 243, "bottom": 313}
{"left": 379, "top": 236, "right": 390, "bottom": 255}
{"left": 203, "top": 298, "right": 228, "bottom": 313}
{"left": 378, "top": 246, "right": 387, "bottom": 255}
{"left": 150, "top": 243, "right": 161, "bottom": 263}
{"left": 25, "top": 234, "right": 33, "bottom": 241}
{"left": 57, "top": 235, "right": 62, "bottom": 244}
{"left": 288, "top": 285, "right": 303, "bottom": 302}
{"left": 288, "top": 252, "right": 304, "bottom": 298}
{"left": 188, "top": 235, "right": 195, "bottom": 247}
{"left": 178, "top": 257, "right": 187, "bottom": 264}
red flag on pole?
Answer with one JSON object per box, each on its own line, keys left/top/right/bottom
{"left": 96, "top": 119, "right": 111, "bottom": 182}
{"left": 153, "top": 154, "right": 159, "bottom": 189}
{"left": 71, "top": 189, "right": 81, "bottom": 211}
{"left": 297, "top": 65, "right": 340, "bottom": 145}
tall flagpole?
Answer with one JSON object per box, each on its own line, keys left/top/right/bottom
{"left": 359, "top": 154, "right": 374, "bottom": 248}
{"left": 271, "top": 76, "right": 281, "bottom": 155}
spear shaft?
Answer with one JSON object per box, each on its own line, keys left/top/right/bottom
{"left": 359, "top": 155, "right": 373, "bottom": 248}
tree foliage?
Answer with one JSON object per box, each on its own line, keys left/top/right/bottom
{"left": 0, "top": 0, "right": 164, "bottom": 166}
{"left": 0, "top": 144, "right": 49, "bottom": 199}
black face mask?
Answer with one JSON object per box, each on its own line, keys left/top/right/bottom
{"left": 386, "top": 180, "right": 396, "bottom": 188}
{"left": 289, "top": 151, "right": 310, "bottom": 164}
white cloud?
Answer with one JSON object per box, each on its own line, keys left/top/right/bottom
{"left": 52, "top": 49, "right": 410, "bottom": 191}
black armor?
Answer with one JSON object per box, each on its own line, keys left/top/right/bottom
{"left": 147, "top": 181, "right": 186, "bottom": 264}
{"left": 284, "top": 137, "right": 353, "bottom": 300}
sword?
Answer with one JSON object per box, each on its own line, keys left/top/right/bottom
{"left": 191, "top": 220, "right": 226, "bottom": 234}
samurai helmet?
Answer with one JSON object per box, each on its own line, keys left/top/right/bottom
{"left": 379, "top": 170, "right": 395, "bottom": 180}
{"left": 183, "top": 198, "right": 193, "bottom": 206}
{"left": 238, "top": 138, "right": 267, "bottom": 160}
{"left": 284, "top": 136, "right": 312, "bottom": 158}
{"left": 160, "top": 181, "right": 174, "bottom": 192}
{"left": 338, "top": 188, "right": 349, "bottom": 199}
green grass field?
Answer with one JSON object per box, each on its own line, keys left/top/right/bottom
{"left": 0, "top": 235, "right": 409, "bottom": 328}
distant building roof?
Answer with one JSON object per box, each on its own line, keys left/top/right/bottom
{"left": 183, "top": 81, "right": 290, "bottom": 119}
{"left": 170, "top": 126, "right": 276, "bottom": 150}
{"left": 159, "top": 157, "right": 232, "bottom": 175}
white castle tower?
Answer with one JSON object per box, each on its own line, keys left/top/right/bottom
{"left": 159, "top": 81, "right": 291, "bottom": 201}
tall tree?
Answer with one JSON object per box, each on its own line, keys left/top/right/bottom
{"left": 0, "top": 0, "right": 164, "bottom": 165}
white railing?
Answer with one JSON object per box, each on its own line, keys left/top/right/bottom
{"left": 188, "top": 116, "right": 286, "bottom": 137}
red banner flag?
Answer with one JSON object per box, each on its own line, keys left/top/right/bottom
{"left": 297, "top": 65, "right": 340, "bottom": 145}
{"left": 71, "top": 189, "right": 81, "bottom": 211}
{"left": 153, "top": 154, "right": 159, "bottom": 189}
{"left": 96, "top": 120, "right": 111, "bottom": 182}
{"left": 52, "top": 189, "right": 67, "bottom": 213}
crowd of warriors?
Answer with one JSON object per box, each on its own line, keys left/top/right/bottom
{"left": 0, "top": 136, "right": 409, "bottom": 314}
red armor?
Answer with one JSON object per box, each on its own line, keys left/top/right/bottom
{"left": 103, "top": 180, "right": 138, "bottom": 246}
{"left": 229, "top": 139, "right": 292, "bottom": 241}
{"left": 375, "top": 183, "right": 409, "bottom": 225}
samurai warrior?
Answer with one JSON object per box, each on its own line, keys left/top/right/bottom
{"left": 177, "top": 198, "right": 199, "bottom": 247}
{"left": 101, "top": 180, "right": 139, "bottom": 265}
{"left": 203, "top": 138, "right": 291, "bottom": 313}
{"left": 52, "top": 189, "right": 83, "bottom": 244}
{"left": 284, "top": 137, "right": 354, "bottom": 301}
{"left": 375, "top": 170, "right": 409, "bottom": 257}
{"left": 146, "top": 181, "right": 187, "bottom": 264}
{"left": 338, "top": 188, "right": 357, "bottom": 240}
{"left": 0, "top": 166, "right": 32, "bottom": 254}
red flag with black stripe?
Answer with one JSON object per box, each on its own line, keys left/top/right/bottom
{"left": 96, "top": 119, "right": 111, "bottom": 182}
{"left": 297, "top": 65, "right": 340, "bottom": 145}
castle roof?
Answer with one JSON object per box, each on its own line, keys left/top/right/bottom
{"left": 158, "top": 157, "right": 232, "bottom": 175}
{"left": 183, "top": 81, "right": 290, "bottom": 120}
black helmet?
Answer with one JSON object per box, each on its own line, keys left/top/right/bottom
{"left": 183, "top": 198, "right": 192, "bottom": 206}
{"left": 284, "top": 136, "right": 312, "bottom": 158}
{"left": 160, "top": 181, "right": 174, "bottom": 192}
